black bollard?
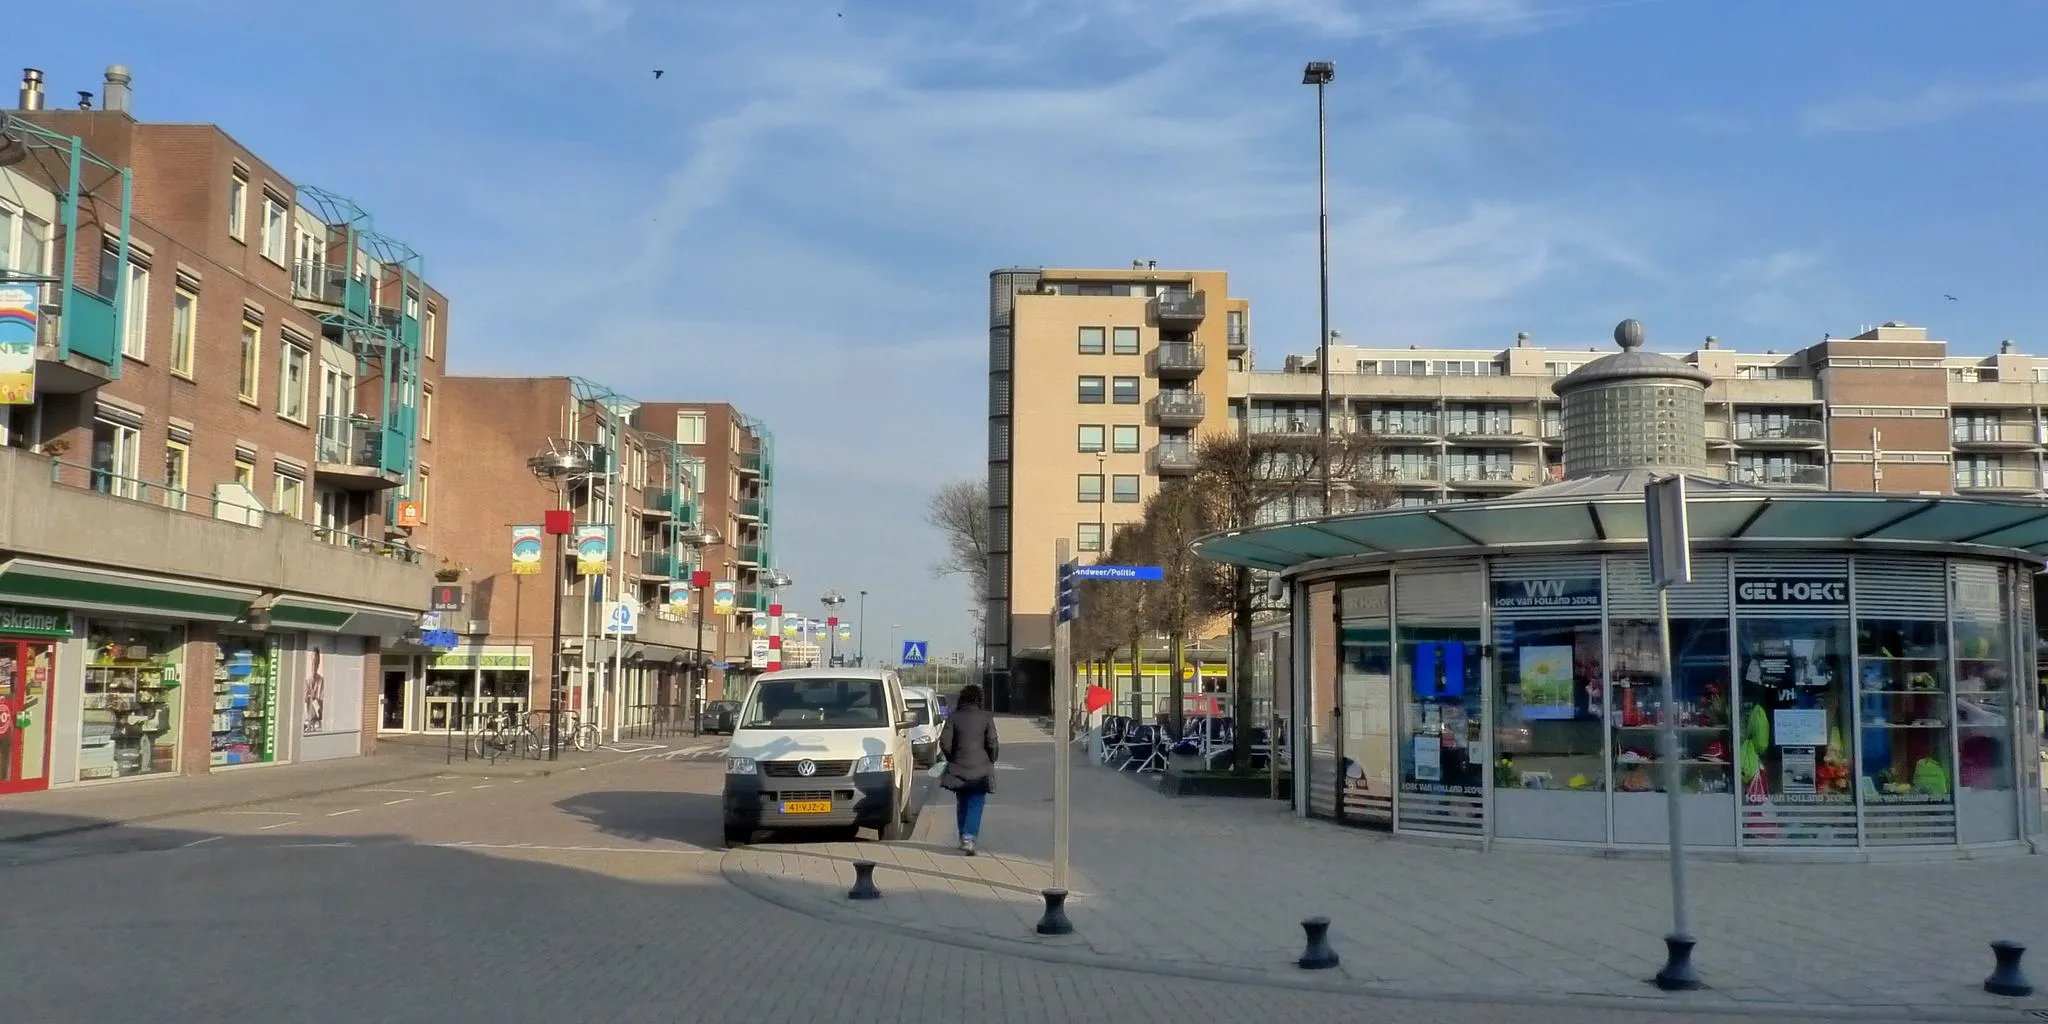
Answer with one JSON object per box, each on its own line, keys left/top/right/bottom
{"left": 1654, "top": 933, "right": 1703, "bottom": 991}
{"left": 1297, "top": 916, "right": 1338, "bottom": 970}
{"left": 1985, "top": 940, "right": 2034, "bottom": 997}
{"left": 1035, "top": 888, "right": 1074, "bottom": 936}
{"left": 847, "top": 860, "right": 882, "bottom": 901}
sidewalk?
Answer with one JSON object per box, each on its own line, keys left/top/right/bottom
{"left": 722, "top": 719, "right": 2048, "bottom": 1020}
{"left": 0, "top": 732, "right": 663, "bottom": 843}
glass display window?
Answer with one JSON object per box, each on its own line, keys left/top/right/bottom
{"left": 1491, "top": 604, "right": 1605, "bottom": 843}
{"left": 1335, "top": 580, "right": 1393, "bottom": 828}
{"left": 1394, "top": 566, "right": 1485, "bottom": 836}
{"left": 1952, "top": 562, "right": 2018, "bottom": 843}
{"left": 1608, "top": 618, "right": 1734, "bottom": 796}
{"left": 211, "top": 635, "right": 277, "bottom": 766}
{"left": 1735, "top": 613, "right": 1854, "bottom": 847}
{"left": 1855, "top": 617, "right": 1952, "bottom": 808}
{"left": 81, "top": 622, "right": 184, "bottom": 780}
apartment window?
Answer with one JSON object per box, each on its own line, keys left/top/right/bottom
{"left": 170, "top": 288, "right": 197, "bottom": 377}
{"left": 273, "top": 470, "right": 305, "bottom": 520}
{"left": 260, "top": 195, "right": 287, "bottom": 264}
{"left": 423, "top": 307, "right": 438, "bottom": 360}
{"left": 1077, "top": 424, "right": 1105, "bottom": 453}
{"left": 1078, "top": 376, "right": 1106, "bottom": 404}
{"left": 1111, "top": 376, "right": 1140, "bottom": 404}
{"left": 163, "top": 441, "right": 189, "bottom": 511}
{"left": 238, "top": 320, "right": 262, "bottom": 402}
{"left": 676, "top": 410, "right": 707, "bottom": 445}
{"left": 278, "top": 340, "right": 310, "bottom": 422}
{"left": 90, "top": 419, "right": 142, "bottom": 498}
{"left": 1078, "top": 474, "right": 1104, "bottom": 503}
{"left": 1112, "top": 474, "right": 1141, "bottom": 503}
{"left": 1078, "top": 522, "right": 1104, "bottom": 553}
{"left": 0, "top": 206, "right": 44, "bottom": 276}
{"left": 421, "top": 385, "right": 434, "bottom": 440}
{"left": 1112, "top": 326, "right": 1140, "bottom": 356}
{"left": 1078, "top": 326, "right": 1105, "bottom": 355}
{"left": 404, "top": 292, "right": 420, "bottom": 321}
{"left": 417, "top": 467, "right": 431, "bottom": 524}
{"left": 233, "top": 457, "right": 255, "bottom": 491}
{"left": 228, "top": 171, "right": 248, "bottom": 239}
{"left": 99, "top": 246, "right": 149, "bottom": 360}
{"left": 1111, "top": 424, "right": 1140, "bottom": 453}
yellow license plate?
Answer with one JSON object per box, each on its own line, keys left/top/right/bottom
{"left": 781, "top": 800, "right": 832, "bottom": 814}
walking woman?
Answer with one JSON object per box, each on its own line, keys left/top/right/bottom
{"left": 937, "top": 683, "right": 999, "bottom": 856}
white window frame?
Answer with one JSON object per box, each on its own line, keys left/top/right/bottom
{"left": 92, "top": 419, "right": 143, "bottom": 499}
{"left": 676, "top": 411, "right": 707, "bottom": 446}
{"left": 121, "top": 260, "right": 149, "bottom": 360}
{"left": 163, "top": 440, "right": 190, "bottom": 511}
{"left": 319, "top": 362, "right": 354, "bottom": 457}
{"left": 273, "top": 471, "right": 305, "bottom": 520}
{"left": 417, "top": 466, "right": 431, "bottom": 524}
{"left": 233, "top": 457, "right": 256, "bottom": 492}
{"left": 228, "top": 171, "right": 249, "bottom": 240}
{"left": 170, "top": 287, "right": 197, "bottom": 377}
{"left": 293, "top": 228, "right": 323, "bottom": 298}
{"left": 238, "top": 319, "right": 262, "bottom": 403}
{"left": 278, "top": 340, "right": 310, "bottom": 423}
{"left": 260, "top": 195, "right": 288, "bottom": 265}
{"left": 422, "top": 306, "right": 438, "bottom": 360}
{"left": 421, "top": 385, "right": 434, "bottom": 440}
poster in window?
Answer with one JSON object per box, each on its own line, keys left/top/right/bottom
{"left": 1517, "top": 645, "right": 1576, "bottom": 720}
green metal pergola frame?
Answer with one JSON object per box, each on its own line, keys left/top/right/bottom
{"left": 0, "top": 116, "right": 133, "bottom": 373}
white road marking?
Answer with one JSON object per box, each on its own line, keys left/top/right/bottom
{"left": 223, "top": 810, "right": 298, "bottom": 816}
{"left": 471, "top": 784, "right": 492, "bottom": 790}
{"left": 384, "top": 798, "right": 413, "bottom": 806}
{"left": 427, "top": 841, "right": 719, "bottom": 855}
{"left": 181, "top": 836, "right": 223, "bottom": 848}
{"left": 281, "top": 842, "right": 356, "bottom": 848}
{"left": 360, "top": 787, "right": 429, "bottom": 794}
{"left": 258, "top": 821, "right": 298, "bottom": 831}
{"left": 326, "top": 808, "right": 360, "bottom": 817}
{"left": 431, "top": 790, "right": 456, "bottom": 797}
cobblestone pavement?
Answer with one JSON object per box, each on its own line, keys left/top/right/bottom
{"left": 0, "top": 739, "right": 1984, "bottom": 1023}
{"left": 723, "top": 719, "right": 2048, "bottom": 1022}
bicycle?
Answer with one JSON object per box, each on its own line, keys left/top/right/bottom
{"left": 534, "top": 708, "right": 600, "bottom": 753}
{"left": 470, "top": 706, "right": 536, "bottom": 760}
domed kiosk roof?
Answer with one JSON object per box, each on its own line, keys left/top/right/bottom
{"left": 1551, "top": 318, "right": 1714, "bottom": 392}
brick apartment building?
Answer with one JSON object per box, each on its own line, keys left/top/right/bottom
{"left": 415, "top": 382, "right": 780, "bottom": 736}
{"left": 0, "top": 66, "right": 438, "bottom": 791}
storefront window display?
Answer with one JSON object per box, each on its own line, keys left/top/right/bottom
{"left": 1608, "top": 618, "right": 1735, "bottom": 796}
{"left": 81, "top": 623, "right": 183, "bottom": 780}
{"left": 1490, "top": 572, "right": 1605, "bottom": 842}
{"left": 0, "top": 636, "right": 55, "bottom": 793}
{"left": 1303, "top": 582, "right": 1339, "bottom": 820}
{"left": 1336, "top": 580, "right": 1393, "bottom": 827}
{"left": 1855, "top": 615, "right": 1953, "bottom": 842}
{"left": 1395, "top": 568, "right": 1484, "bottom": 836}
{"left": 1951, "top": 562, "right": 2018, "bottom": 843}
{"left": 211, "top": 635, "right": 277, "bottom": 766}
{"left": 1734, "top": 584, "right": 1854, "bottom": 847}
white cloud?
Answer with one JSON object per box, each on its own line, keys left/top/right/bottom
{"left": 1802, "top": 78, "right": 2048, "bottom": 133}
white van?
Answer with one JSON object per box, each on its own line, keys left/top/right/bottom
{"left": 902, "top": 684, "right": 941, "bottom": 768}
{"left": 721, "top": 667, "right": 918, "bottom": 846}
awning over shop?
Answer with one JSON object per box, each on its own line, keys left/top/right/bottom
{"left": 268, "top": 596, "right": 420, "bottom": 637}
{"left": 1195, "top": 471, "right": 2048, "bottom": 572}
{"left": 0, "top": 557, "right": 259, "bottom": 621}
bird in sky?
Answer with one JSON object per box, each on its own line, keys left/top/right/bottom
{"left": 653, "top": 69, "right": 664, "bottom": 79}
{"left": 1945, "top": 294, "right": 1958, "bottom": 301}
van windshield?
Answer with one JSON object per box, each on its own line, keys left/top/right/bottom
{"left": 740, "top": 678, "right": 889, "bottom": 730}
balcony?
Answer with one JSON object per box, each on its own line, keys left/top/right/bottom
{"left": 1954, "top": 467, "right": 2042, "bottom": 494}
{"left": 1363, "top": 415, "right": 1441, "bottom": 441}
{"left": 736, "top": 544, "right": 762, "bottom": 566}
{"left": 675, "top": 502, "right": 696, "bottom": 525}
{"left": 1149, "top": 342, "right": 1205, "bottom": 378}
{"left": 1149, "top": 443, "right": 1197, "bottom": 475}
{"left": 290, "top": 260, "right": 348, "bottom": 309}
{"left": 1150, "top": 392, "right": 1207, "bottom": 427}
{"left": 1443, "top": 417, "right": 1538, "bottom": 444}
{"left": 1150, "top": 290, "right": 1206, "bottom": 326}
{"left": 1227, "top": 321, "right": 1248, "bottom": 352}
{"left": 1733, "top": 418, "right": 1826, "bottom": 447}
{"left": 638, "top": 550, "right": 677, "bottom": 579}
{"left": 641, "top": 487, "right": 678, "bottom": 517}
{"left": 314, "top": 416, "right": 401, "bottom": 490}
{"left": 1734, "top": 464, "right": 1828, "bottom": 489}
{"left": 1, "top": 448, "right": 432, "bottom": 617}
{"left": 739, "top": 450, "right": 763, "bottom": 476}
{"left": 1951, "top": 422, "right": 2042, "bottom": 450}
{"left": 736, "top": 497, "right": 762, "bottom": 520}
{"left": 1444, "top": 463, "right": 1539, "bottom": 488}
{"left": 1378, "top": 463, "right": 1442, "bottom": 487}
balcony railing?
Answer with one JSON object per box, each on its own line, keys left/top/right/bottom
{"left": 737, "top": 497, "right": 763, "bottom": 519}
{"left": 1954, "top": 467, "right": 2041, "bottom": 491}
{"left": 1443, "top": 417, "right": 1537, "bottom": 442}
{"left": 1379, "top": 463, "right": 1441, "bottom": 484}
{"left": 1952, "top": 422, "right": 2041, "bottom": 446}
{"left": 1226, "top": 322, "right": 1248, "bottom": 350}
{"left": 315, "top": 415, "right": 387, "bottom": 469}
{"left": 290, "top": 260, "right": 347, "bottom": 306}
{"left": 639, "top": 550, "right": 677, "bottom": 578}
{"left": 1444, "top": 463, "right": 1538, "bottom": 485}
{"left": 1364, "top": 415, "right": 1441, "bottom": 438}
{"left": 643, "top": 486, "right": 678, "bottom": 514}
{"left": 1149, "top": 443, "right": 1197, "bottom": 475}
{"left": 739, "top": 450, "right": 763, "bottom": 474}
{"left": 1151, "top": 290, "right": 1206, "bottom": 323}
{"left": 737, "top": 544, "right": 763, "bottom": 564}
{"left": 1150, "top": 392, "right": 1206, "bottom": 426}
{"left": 1150, "top": 342, "right": 1205, "bottom": 377}
{"left": 1735, "top": 464, "right": 1828, "bottom": 488}
{"left": 1733, "top": 418, "right": 1825, "bottom": 444}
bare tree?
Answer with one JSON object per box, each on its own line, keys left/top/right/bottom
{"left": 925, "top": 477, "right": 989, "bottom": 601}
{"left": 1194, "top": 427, "right": 1395, "bottom": 772}
{"left": 1134, "top": 478, "right": 1231, "bottom": 740}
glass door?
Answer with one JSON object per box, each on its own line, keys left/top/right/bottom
{"left": 1336, "top": 577, "right": 1394, "bottom": 828}
{"left": 0, "top": 640, "right": 54, "bottom": 793}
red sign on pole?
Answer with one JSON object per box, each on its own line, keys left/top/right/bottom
{"left": 827, "top": 616, "right": 838, "bottom": 627}
{"left": 543, "top": 509, "right": 575, "bottom": 535}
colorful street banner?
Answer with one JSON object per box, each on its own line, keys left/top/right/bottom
{"left": 836, "top": 623, "right": 852, "bottom": 643}
{"left": 573, "top": 525, "right": 608, "bottom": 576}
{"left": 782, "top": 618, "right": 801, "bottom": 639}
{"left": 0, "top": 284, "right": 37, "bottom": 405}
{"left": 751, "top": 618, "right": 768, "bottom": 637}
{"left": 667, "top": 581, "right": 691, "bottom": 616}
{"left": 711, "top": 579, "right": 737, "bottom": 616}
{"left": 510, "top": 526, "right": 544, "bottom": 575}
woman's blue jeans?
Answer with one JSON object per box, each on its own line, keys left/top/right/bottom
{"left": 954, "top": 789, "right": 986, "bottom": 842}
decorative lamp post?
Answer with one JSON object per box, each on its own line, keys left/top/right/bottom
{"left": 528, "top": 443, "right": 596, "bottom": 760}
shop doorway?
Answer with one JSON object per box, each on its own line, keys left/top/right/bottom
{"left": 0, "top": 640, "right": 55, "bottom": 794}
{"left": 381, "top": 670, "right": 408, "bottom": 731}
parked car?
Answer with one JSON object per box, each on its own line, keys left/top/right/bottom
{"left": 701, "top": 700, "right": 740, "bottom": 735}
{"left": 903, "top": 685, "right": 941, "bottom": 767}
{"left": 722, "top": 668, "right": 918, "bottom": 846}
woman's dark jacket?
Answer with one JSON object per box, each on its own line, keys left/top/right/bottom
{"left": 939, "top": 706, "right": 1000, "bottom": 793}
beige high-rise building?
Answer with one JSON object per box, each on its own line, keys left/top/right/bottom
{"left": 985, "top": 265, "right": 1248, "bottom": 711}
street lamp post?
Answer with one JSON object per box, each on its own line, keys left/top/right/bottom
{"left": 681, "top": 527, "right": 723, "bottom": 735}
{"left": 1303, "top": 59, "right": 1336, "bottom": 514}
{"left": 529, "top": 444, "right": 596, "bottom": 761}
{"left": 821, "top": 589, "right": 846, "bottom": 666}
{"left": 857, "top": 590, "right": 868, "bottom": 666}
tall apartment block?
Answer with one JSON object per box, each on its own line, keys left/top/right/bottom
{"left": 0, "top": 66, "right": 439, "bottom": 791}
{"left": 415, "top": 383, "right": 778, "bottom": 734}
{"left": 985, "top": 264, "right": 1248, "bottom": 712}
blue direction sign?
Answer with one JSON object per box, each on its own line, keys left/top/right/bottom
{"left": 1056, "top": 560, "right": 1079, "bottom": 624}
{"left": 1072, "top": 565, "right": 1165, "bottom": 581}
{"left": 900, "top": 641, "right": 928, "bottom": 666}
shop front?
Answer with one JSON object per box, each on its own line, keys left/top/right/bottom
{"left": 422, "top": 646, "right": 534, "bottom": 730}
{"left": 0, "top": 605, "right": 67, "bottom": 793}
{"left": 80, "top": 619, "right": 188, "bottom": 780}
{"left": 209, "top": 632, "right": 279, "bottom": 767}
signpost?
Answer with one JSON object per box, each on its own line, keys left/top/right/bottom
{"left": 1050, "top": 541, "right": 1074, "bottom": 896}
{"left": 899, "top": 640, "right": 927, "bottom": 666}
{"left": 601, "top": 601, "right": 639, "bottom": 637}
{"left": 1071, "top": 564, "right": 1164, "bottom": 581}
{"left": 1644, "top": 473, "right": 1702, "bottom": 990}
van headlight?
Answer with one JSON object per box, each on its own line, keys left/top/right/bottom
{"left": 725, "top": 757, "right": 758, "bottom": 775}
{"left": 855, "top": 754, "right": 894, "bottom": 774}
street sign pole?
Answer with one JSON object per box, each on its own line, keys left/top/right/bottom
{"left": 1646, "top": 473, "right": 1702, "bottom": 990}
{"left": 1051, "top": 539, "right": 1074, "bottom": 892}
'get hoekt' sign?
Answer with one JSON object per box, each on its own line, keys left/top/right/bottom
{"left": 1735, "top": 576, "right": 1847, "bottom": 607}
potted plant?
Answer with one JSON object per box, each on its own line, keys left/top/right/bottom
{"left": 433, "top": 560, "right": 465, "bottom": 583}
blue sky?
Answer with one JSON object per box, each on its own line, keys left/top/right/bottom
{"left": 36, "top": 0, "right": 2048, "bottom": 655}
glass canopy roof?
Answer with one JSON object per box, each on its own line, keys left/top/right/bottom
{"left": 1196, "top": 482, "right": 2048, "bottom": 572}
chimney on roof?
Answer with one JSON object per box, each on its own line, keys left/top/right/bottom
{"left": 1146, "top": 259, "right": 1156, "bottom": 270}
{"left": 17, "top": 68, "right": 42, "bottom": 111}
{"left": 76, "top": 90, "right": 92, "bottom": 111}
{"left": 1515, "top": 331, "right": 1530, "bottom": 348}
{"left": 1704, "top": 335, "right": 1718, "bottom": 350}
{"left": 102, "top": 65, "right": 131, "bottom": 114}
{"left": 1132, "top": 260, "right": 1143, "bottom": 269}
{"left": 2001, "top": 339, "right": 2015, "bottom": 354}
